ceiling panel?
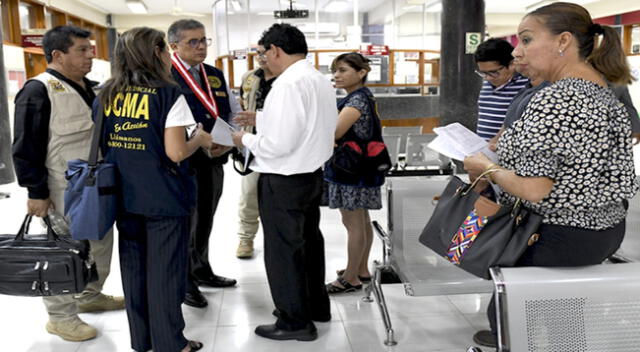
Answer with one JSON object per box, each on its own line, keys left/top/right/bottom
{"left": 79, "top": 0, "right": 640, "bottom": 24}
{"left": 82, "top": 0, "right": 389, "bottom": 16}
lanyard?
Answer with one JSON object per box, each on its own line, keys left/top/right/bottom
{"left": 171, "top": 52, "right": 219, "bottom": 119}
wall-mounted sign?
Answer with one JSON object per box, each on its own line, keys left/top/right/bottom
{"left": 368, "top": 57, "right": 382, "bottom": 82}
{"left": 465, "top": 32, "right": 481, "bottom": 54}
{"left": 361, "top": 45, "right": 389, "bottom": 56}
{"left": 21, "top": 35, "right": 44, "bottom": 48}
{"left": 233, "top": 49, "right": 247, "bottom": 60}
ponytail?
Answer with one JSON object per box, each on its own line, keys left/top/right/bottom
{"left": 529, "top": 2, "right": 633, "bottom": 85}
{"left": 587, "top": 25, "right": 633, "bottom": 85}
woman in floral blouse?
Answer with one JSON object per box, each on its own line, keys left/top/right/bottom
{"left": 464, "top": 2, "right": 639, "bottom": 348}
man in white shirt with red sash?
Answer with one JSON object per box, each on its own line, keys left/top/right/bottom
{"left": 168, "top": 19, "right": 241, "bottom": 309}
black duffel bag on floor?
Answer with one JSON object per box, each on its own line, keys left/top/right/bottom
{"left": 0, "top": 215, "right": 98, "bottom": 296}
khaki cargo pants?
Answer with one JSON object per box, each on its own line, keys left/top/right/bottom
{"left": 43, "top": 179, "right": 115, "bottom": 322}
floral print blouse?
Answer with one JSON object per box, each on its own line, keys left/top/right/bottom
{"left": 497, "top": 78, "right": 638, "bottom": 230}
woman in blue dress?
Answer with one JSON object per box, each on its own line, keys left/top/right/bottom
{"left": 325, "top": 53, "right": 385, "bottom": 293}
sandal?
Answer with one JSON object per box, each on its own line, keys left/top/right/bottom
{"left": 183, "top": 340, "right": 203, "bottom": 352}
{"left": 336, "top": 269, "right": 372, "bottom": 283}
{"left": 326, "top": 276, "right": 362, "bottom": 294}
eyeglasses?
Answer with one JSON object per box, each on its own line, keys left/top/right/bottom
{"left": 183, "top": 37, "right": 212, "bottom": 48}
{"left": 256, "top": 47, "right": 271, "bottom": 59}
{"left": 475, "top": 66, "right": 505, "bottom": 78}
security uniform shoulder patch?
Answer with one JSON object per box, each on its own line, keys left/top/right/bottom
{"left": 49, "top": 80, "right": 66, "bottom": 93}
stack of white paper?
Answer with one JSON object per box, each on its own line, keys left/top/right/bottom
{"left": 211, "top": 118, "right": 237, "bottom": 147}
{"left": 427, "top": 122, "right": 498, "bottom": 162}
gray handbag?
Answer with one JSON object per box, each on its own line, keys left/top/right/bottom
{"left": 418, "top": 170, "right": 543, "bottom": 279}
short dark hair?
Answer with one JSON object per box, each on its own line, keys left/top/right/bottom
{"left": 43, "top": 26, "right": 91, "bottom": 63}
{"left": 168, "top": 19, "right": 205, "bottom": 43}
{"left": 474, "top": 38, "right": 514, "bottom": 67}
{"left": 259, "top": 23, "right": 307, "bottom": 56}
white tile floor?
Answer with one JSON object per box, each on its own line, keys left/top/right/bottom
{"left": 0, "top": 163, "right": 493, "bottom": 352}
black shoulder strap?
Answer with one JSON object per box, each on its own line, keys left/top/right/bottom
{"left": 88, "top": 107, "right": 104, "bottom": 167}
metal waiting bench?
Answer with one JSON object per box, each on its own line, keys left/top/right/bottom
{"left": 382, "top": 126, "right": 423, "bottom": 156}
{"left": 365, "top": 176, "right": 640, "bottom": 350}
{"left": 363, "top": 176, "right": 494, "bottom": 346}
{"left": 384, "top": 133, "right": 454, "bottom": 176}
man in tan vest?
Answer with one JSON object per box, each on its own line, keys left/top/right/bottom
{"left": 12, "top": 26, "right": 124, "bottom": 342}
{"left": 234, "top": 42, "right": 277, "bottom": 259}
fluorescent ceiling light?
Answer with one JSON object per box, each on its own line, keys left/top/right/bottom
{"left": 525, "top": 0, "right": 596, "bottom": 12}
{"left": 231, "top": 0, "right": 242, "bottom": 12}
{"left": 525, "top": 0, "right": 554, "bottom": 12}
{"left": 125, "top": 0, "right": 148, "bottom": 14}
{"left": 424, "top": 0, "right": 441, "bottom": 12}
{"left": 324, "top": 0, "right": 349, "bottom": 13}
{"left": 425, "top": 3, "right": 442, "bottom": 12}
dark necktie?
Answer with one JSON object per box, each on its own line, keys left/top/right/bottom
{"left": 189, "top": 66, "right": 203, "bottom": 89}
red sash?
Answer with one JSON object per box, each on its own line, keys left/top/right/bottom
{"left": 171, "top": 52, "right": 219, "bottom": 119}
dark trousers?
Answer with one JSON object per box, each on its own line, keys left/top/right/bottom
{"left": 187, "top": 159, "right": 224, "bottom": 293}
{"left": 258, "top": 169, "right": 330, "bottom": 330}
{"left": 488, "top": 220, "right": 626, "bottom": 335}
{"left": 117, "top": 213, "right": 190, "bottom": 352}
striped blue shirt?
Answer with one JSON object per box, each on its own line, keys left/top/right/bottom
{"left": 476, "top": 73, "right": 530, "bottom": 140}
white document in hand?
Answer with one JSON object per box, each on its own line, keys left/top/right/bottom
{"left": 211, "top": 118, "right": 236, "bottom": 147}
{"left": 428, "top": 135, "right": 466, "bottom": 161}
{"left": 429, "top": 122, "right": 498, "bottom": 162}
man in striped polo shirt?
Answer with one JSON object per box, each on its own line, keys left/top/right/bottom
{"left": 474, "top": 39, "right": 529, "bottom": 140}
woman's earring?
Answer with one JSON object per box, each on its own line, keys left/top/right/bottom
{"left": 558, "top": 50, "right": 564, "bottom": 57}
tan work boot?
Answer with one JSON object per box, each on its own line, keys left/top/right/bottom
{"left": 78, "top": 293, "right": 125, "bottom": 313}
{"left": 46, "top": 316, "right": 97, "bottom": 341}
{"left": 236, "top": 239, "right": 254, "bottom": 259}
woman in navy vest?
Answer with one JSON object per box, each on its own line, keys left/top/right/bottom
{"left": 96, "top": 27, "right": 212, "bottom": 352}
{"left": 324, "top": 53, "right": 385, "bottom": 293}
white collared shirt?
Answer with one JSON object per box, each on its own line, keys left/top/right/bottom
{"left": 242, "top": 59, "right": 337, "bottom": 175}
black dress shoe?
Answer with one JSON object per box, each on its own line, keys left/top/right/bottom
{"left": 272, "top": 309, "right": 331, "bottom": 323}
{"left": 254, "top": 323, "right": 317, "bottom": 341}
{"left": 184, "top": 291, "right": 208, "bottom": 308}
{"left": 472, "top": 330, "right": 497, "bottom": 348}
{"left": 195, "top": 274, "right": 237, "bottom": 288}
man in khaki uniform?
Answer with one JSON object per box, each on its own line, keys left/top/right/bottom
{"left": 12, "top": 26, "right": 124, "bottom": 342}
{"left": 234, "top": 44, "right": 276, "bottom": 258}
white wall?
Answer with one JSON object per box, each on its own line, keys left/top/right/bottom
{"left": 215, "top": 12, "right": 355, "bottom": 55}
{"left": 112, "top": 15, "right": 218, "bottom": 66}
{"left": 628, "top": 55, "right": 640, "bottom": 117}
{"left": 2, "top": 45, "right": 27, "bottom": 128}
{"left": 47, "top": 0, "right": 107, "bottom": 26}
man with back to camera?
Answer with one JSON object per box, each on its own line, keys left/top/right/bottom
{"left": 474, "top": 38, "right": 529, "bottom": 141}
{"left": 167, "top": 19, "right": 240, "bottom": 309}
{"left": 12, "top": 25, "right": 124, "bottom": 342}
{"left": 233, "top": 41, "right": 277, "bottom": 259}
{"left": 232, "top": 23, "right": 337, "bottom": 341}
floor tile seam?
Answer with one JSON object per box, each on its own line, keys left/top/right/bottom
{"left": 201, "top": 289, "right": 226, "bottom": 328}
{"left": 445, "top": 294, "right": 484, "bottom": 322}
{"left": 337, "top": 308, "right": 468, "bottom": 321}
